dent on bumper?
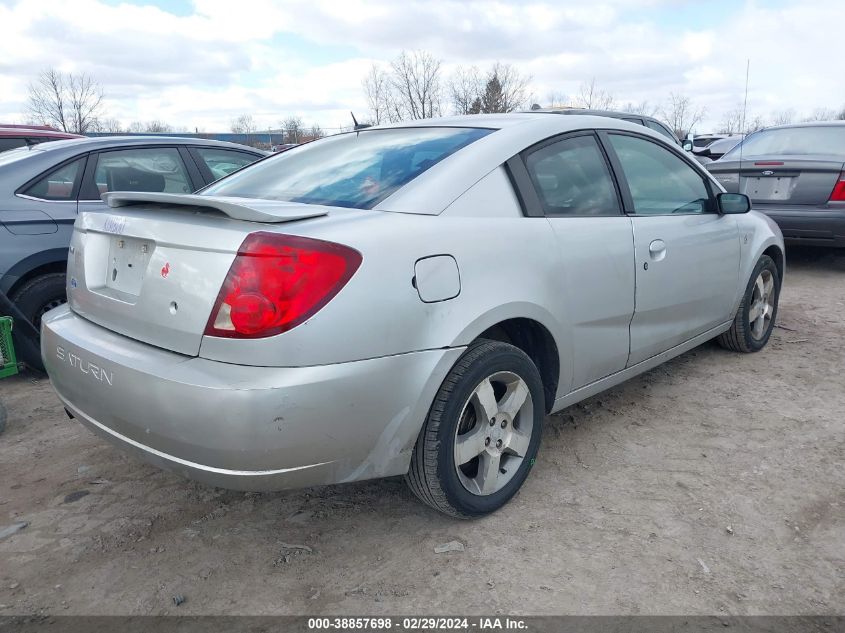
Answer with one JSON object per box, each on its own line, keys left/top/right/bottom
{"left": 42, "top": 305, "right": 463, "bottom": 491}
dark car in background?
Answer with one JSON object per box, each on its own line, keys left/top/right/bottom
{"left": 707, "top": 122, "right": 845, "bottom": 247}
{"left": 0, "top": 125, "right": 83, "bottom": 152}
{"left": 529, "top": 106, "right": 681, "bottom": 145}
{"left": 0, "top": 136, "right": 267, "bottom": 351}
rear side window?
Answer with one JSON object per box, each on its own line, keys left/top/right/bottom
{"left": 23, "top": 157, "right": 85, "bottom": 200}
{"left": 0, "top": 138, "right": 27, "bottom": 152}
{"left": 525, "top": 135, "right": 620, "bottom": 216}
{"left": 202, "top": 127, "right": 492, "bottom": 209}
{"left": 645, "top": 120, "right": 677, "bottom": 143}
{"left": 94, "top": 148, "right": 193, "bottom": 195}
{"left": 608, "top": 134, "right": 712, "bottom": 215}
{"left": 194, "top": 148, "right": 257, "bottom": 181}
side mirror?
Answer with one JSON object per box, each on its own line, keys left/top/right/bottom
{"left": 717, "top": 192, "right": 751, "bottom": 214}
{"left": 683, "top": 141, "right": 693, "bottom": 152}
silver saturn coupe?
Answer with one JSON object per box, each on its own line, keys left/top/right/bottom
{"left": 41, "top": 113, "right": 784, "bottom": 517}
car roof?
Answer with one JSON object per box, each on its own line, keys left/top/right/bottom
{"left": 527, "top": 107, "right": 664, "bottom": 123}
{"left": 762, "top": 121, "right": 845, "bottom": 131}
{"left": 26, "top": 135, "right": 267, "bottom": 153}
{"left": 367, "top": 112, "right": 678, "bottom": 215}
{"left": 370, "top": 112, "right": 543, "bottom": 130}
{"left": 0, "top": 127, "right": 82, "bottom": 139}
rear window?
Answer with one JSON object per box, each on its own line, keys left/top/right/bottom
{"left": 725, "top": 126, "right": 845, "bottom": 159}
{"left": 201, "top": 127, "right": 492, "bottom": 209}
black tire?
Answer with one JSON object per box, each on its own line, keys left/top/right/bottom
{"left": 406, "top": 339, "right": 545, "bottom": 518}
{"left": 11, "top": 273, "right": 67, "bottom": 371}
{"left": 718, "top": 255, "right": 780, "bottom": 353}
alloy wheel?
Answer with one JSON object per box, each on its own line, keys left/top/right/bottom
{"left": 453, "top": 371, "right": 534, "bottom": 496}
{"left": 748, "top": 269, "right": 775, "bottom": 340}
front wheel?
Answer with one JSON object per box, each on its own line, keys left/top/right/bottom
{"left": 406, "top": 340, "right": 544, "bottom": 518}
{"left": 718, "top": 254, "right": 780, "bottom": 353}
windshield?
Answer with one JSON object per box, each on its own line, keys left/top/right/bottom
{"left": 724, "top": 126, "right": 845, "bottom": 159}
{"left": 201, "top": 127, "right": 493, "bottom": 209}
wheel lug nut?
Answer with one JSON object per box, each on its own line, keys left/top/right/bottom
{"left": 501, "top": 419, "right": 507, "bottom": 428}
{"left": 496, "top": 439, "right": 503, "bottom": 449}
{"left": 485, "top": 437, "right": 490, "bottom": 446}
{"left": 489, "top": 418, "right": 495, "bottom": 426}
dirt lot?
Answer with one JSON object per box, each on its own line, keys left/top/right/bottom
{"left": 0, "top": 247, "right": 842, "bottom": 616}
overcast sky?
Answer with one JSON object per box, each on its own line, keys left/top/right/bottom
{"left": 1, "top": 0, "right": 843, "bottom": 133}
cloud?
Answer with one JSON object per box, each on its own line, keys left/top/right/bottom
{"left": 0, "top": 0, "right": 842, "bottom": 132}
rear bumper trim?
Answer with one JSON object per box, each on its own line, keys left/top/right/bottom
{"left": 61, "top": 395, "right": 331, "bottom": 478}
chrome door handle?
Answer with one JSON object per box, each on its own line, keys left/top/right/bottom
{"left": 648, "top": 239, "right": 667, "bottom": 261}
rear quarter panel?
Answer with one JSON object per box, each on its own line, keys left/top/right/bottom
{"left": 197, "top": 207, "right": 568, "bottom": 378}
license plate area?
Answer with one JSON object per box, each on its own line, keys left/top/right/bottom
{"left": 105, "top": 236, "right": 154, "bottom": 296}
{"left": 743, "top": 176, "right": 793, "bottom": 201}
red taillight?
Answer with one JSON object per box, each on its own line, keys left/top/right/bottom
{"left": 204, "top": 232, "right": 362, "bottom": 339}
{"left": 830, "top": 172, "right": 845, "bottom": 202}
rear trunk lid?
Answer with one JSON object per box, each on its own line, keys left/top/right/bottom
{"left": 707, "top": 156, "right": 845, "bottom": 205}
{"left": 66, "top": 193, "right": 328, "bottom": 356}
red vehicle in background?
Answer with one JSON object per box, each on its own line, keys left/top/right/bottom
{"left": 0, "top": 125, "right": 83, "bottom": 152}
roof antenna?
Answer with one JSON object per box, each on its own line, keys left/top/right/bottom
{"left": 350, "top": 111, "right": 371, "bottom": 131}
{"left": 738, "top": 59, "right": 750, "bottom": 190}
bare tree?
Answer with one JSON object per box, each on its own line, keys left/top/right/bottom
{"left": 363, "top": 64, "right": 396, "bottom": 124}
{"left": 660, "top": 93, "right": 705, "bottom": 139}
{"left": 91, "top": 117, "right": 124, "bottom": 133}
{"left": 479, "top": 63, "right": 531, "bottom": 113}
{"left": 746, "top": 115, "right": 767, "bottom": 133}
{"left": 718, "top": 106, "right": 744, "bottom": 134}
{"left": 27, "top": 68, "right": 105, "bottom": 133}
{"left": 771, "top": 108, "right": 796, "bottom": 126}
{"left": 838, "top": 105, "right": 845, "bottom": 120}
{"left": 620, "top": 101, "right": 658, "bottom": 117}
{"left": 573, "top": 78, "right": 615, "bottom": 110}
{"left": 306, "top": 124, "right": 325, "bottom": 140}
{"left": 448, "top": 65, "right": 482, "bottom": 115}
{"left": 389, "top": 50, "right": 443, "bottom": 120}
{"left": 804, "top": 107, "right": 837, "bottom": 122}
{"left": 128, "top": 120, "right": 174, "bottom": 133}
{"left": 231, "top": 114, "right": 257, "bottom": 134}
{"left": 447, "top": 63, "right": 531, "bottom": 115}
{"left": 545, "top": 91, "right": 569, "bottom": 108}
{"left": 282, "top": 116, "right": 304, "bottom": 143}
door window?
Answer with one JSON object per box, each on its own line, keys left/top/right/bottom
{"left": 23, "top": 158, "right": 85, "bottom": 200}
{"left": 193, "top": 148, "right": 257, "bottom": 181}
{"left": 93, "top": 148, "right": 192, "bottom": 195}
{"left": 524, "top": 135, "right": 620, "bottom": 216}
{"left": 608, "top": 134, "right": 712, "bottom": 215}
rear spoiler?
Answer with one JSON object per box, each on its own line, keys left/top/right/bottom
{"left": 102, "top": 192, "right": 328, "bottom": 224}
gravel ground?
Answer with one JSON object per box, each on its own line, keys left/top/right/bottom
{"left": 0, "top": 246, "right": 842, "bottom": 616}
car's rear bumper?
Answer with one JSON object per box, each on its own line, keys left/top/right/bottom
{"left": 42, "top": 305, "right": 462, "bottom": 491}
{"left": 755, "top": 204, "right": 845, "bottom": 247}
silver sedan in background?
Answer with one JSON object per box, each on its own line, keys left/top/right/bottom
{"left": 42, "top": 114, "right": 784, "bottom": 517}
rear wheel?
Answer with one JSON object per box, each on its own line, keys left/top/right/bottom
{"left": 12, "top": 273, "right": 67, "bottom": 330}
{"left": 11, "top": 273, "right": 67, "bottom": 371}
{"left": 406, "top": 340, "right": 544, "bottom": 518}
{"left": 718, "top": 255, "right": 780, "bottom": 353}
